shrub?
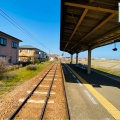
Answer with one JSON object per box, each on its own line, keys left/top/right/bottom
{"left": 14, "top": 65, "right": 20, "bottom": 69}
{"left": 19, "top": 64, "right": 22, "bottom": 68}
{"left": 26, "top": 65, "right": 37, "bottom": 70}
{"left": 55, "top": 57, "right": 58, "bottom": 60}
{"left": 0, "top": 60, "right": 22, "bottom": 74}
{"left": 3, "top": 65, "right": 20, "bottom": 72}
{"left": 3, "top": 71, "right": 17, "bottom": 79}
{"left": 5, "top": 65, "right": 14, "bottom": 71}
{"left": 0, "top": 60, "right": 7, "bottom": 74}
{"left": 34, "top": 59, "right": 41, "bottom": 64}
{"left": 20, "top": 61, "right": 32, "bottom": 67}
{"left": 46, "top": 56, "right": 49, "bottom": 61}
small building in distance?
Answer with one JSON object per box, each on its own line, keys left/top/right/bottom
{"left": 0, "top": 31, "right": 22, "bottom": 64}
{"left": 19, "top": 45, "right": 47, "bottom": 62}
{"left": 39, "top": 50, "right": 47, "bottom": 62}
{"left": 48, "top": 54, "right": 58, "bottom": 61}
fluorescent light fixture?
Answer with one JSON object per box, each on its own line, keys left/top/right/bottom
{"left": 118, "top": 3, "right": 120, "bottom": 22}
{"left": 112, "top": 42, "right": 118, "bottom": 51}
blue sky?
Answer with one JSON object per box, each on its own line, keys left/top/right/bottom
{"left": 0, "top": 0, "right": 120, "bottom": 59}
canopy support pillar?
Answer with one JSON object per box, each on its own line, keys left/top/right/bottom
{"left": 76, "top": 53, "right": 79, "bottom": 64}
{"left": 70, "top": 54, "right": 73, "bottom": 64}
{"left": 88, "top": 49, "right": 91, "bottom": 74}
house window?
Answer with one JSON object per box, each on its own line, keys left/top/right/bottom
{"left": 0, "top": 37, "right": 7, "bottom": 46}
{"left": 19, "top": 50, "right": 22, "bottom": 53}
{"left": 12, "top": 41, "right": 18, "bottom": 48}
{"left": 0, "top": 55, "right": 6, "bottom": 60}
{"left": 28, "top": 50, "right": 31, "bottom": 53}
{"left": 35, "top": 50, "right": 39, "bottom": 54}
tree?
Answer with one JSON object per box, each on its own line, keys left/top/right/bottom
{"left": 55, "top": 57, "right": 58, "bottom": 60}
{"left": 45, "top": 55, "right": 49, "bottom": 61}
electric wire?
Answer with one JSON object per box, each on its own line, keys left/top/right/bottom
{"left": 0, "top": 7, "right": 54, "bottom": 54}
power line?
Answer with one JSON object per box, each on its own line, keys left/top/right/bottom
{"left": 0, "top": 7, "right": 54, "bottom": 54}
{"left": 0, "top": 7, "right": 50, "bottom": 51}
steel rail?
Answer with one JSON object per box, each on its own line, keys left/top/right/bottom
{"left": 61, "top": 63, "right": 70, "bottom": 120}
{"left": 39, "top": 63, "right": 58, "bottom": 120}
{"left": 9, "top": 63, "right": 56, "bottom": 120}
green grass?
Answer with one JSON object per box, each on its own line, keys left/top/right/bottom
{"left": 0, "top": 61, "right": 54, "bottom": 96}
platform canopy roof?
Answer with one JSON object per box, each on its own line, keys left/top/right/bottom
{"left": 60, "top": 0, "right": 120, "bottom": 54}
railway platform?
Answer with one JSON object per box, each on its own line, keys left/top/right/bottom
{"left": 62, "top": 63, "right": 120, "bottom": 120}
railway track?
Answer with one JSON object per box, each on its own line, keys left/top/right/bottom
{"left": 9, "top": 63, "right": 58, "bottom": 120}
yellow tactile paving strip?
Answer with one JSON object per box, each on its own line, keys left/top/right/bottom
{"left": 66, "top": 65, "right": 120, "bottom": 120}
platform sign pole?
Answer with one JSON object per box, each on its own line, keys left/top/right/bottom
{"left": 118, "top": 2, "right": 120, "bottom": 22}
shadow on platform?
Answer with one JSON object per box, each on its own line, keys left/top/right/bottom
{"left": 62, "top": 63, "right": 120, "bottom": 89}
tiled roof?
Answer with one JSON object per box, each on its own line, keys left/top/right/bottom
{"left": 19, "top": 45, "right": 45, "bottom": 53}
{"left": 19, "top": 45, "right": 36, "bottom": 49}
{"left": 0, "top": 31, "right": 22, "bottom": 42}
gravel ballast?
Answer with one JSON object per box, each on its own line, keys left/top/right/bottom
{"left": 0, "top": 63, "right": 68, "bottom": 119}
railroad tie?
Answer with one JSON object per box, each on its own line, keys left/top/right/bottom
{"left": 19, "top": 98, "right": 54, "bottom": 103}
